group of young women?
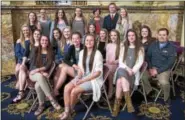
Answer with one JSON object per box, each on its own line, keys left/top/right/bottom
{"left": 13, "top": 5, "right": 155, "bottom": 119}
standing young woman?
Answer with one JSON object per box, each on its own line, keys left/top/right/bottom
{"left": 27, "top": 12, "right": 41, "bottom": 33}
{"left": 50, "top": 9, "right": 68, "bottom": 41}
{"left": 13, "top": 24, "right": 33, "bottom": 103}
{"left": 116, "top": 8, "right": 132, "bottom": 42}
{"left": 112, "top": 29, "right": 144, "bottom": 116}
{"left": 97, "top": 28, "right": 109, "bottom": 60}
{"left": 71, "top": 7, "right": 87, "bottom": 36}
{"left": 89, "top": 8, "right": 104, "bottom": 34}
{"left": 105, "top": 29, "right": 120, "bottom": 99}
{"left": 59, "top": 34, "right": 103, "bottom": 119}
{"left": 53, "top": 32, "right": 83, "bottom": 96}
{"left": 29, "top": 36, "right": 61, "bottom": 116}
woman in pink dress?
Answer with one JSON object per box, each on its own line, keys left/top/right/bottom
{"left": 105, "top": 29, "right": 120, "bottom": 99}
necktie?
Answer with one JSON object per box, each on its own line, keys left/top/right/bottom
{"left": 111, "top": 14, "right": 114, "bottom": 20}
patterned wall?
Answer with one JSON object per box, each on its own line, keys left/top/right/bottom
{"left": 1, "top": 3, "right": 184, "bottom": 76}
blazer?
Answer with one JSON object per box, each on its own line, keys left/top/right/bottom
{"left": 103, "top": 13, "right": 119, "bottom": 32}
{"left": 78, "top": 50, "right": 103, "bottom": 101}
{"left": 113, "top": 45, "right": 144, "bottom": 86}
{"left": 63, "top": 44, "right": 83, "bottom": 66}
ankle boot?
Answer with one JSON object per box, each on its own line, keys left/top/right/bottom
{"left": 124, "top": 91, "right": 135, "bottom": 113}
{"left": 112, "top": 98, "right": 121, "bottom": 117}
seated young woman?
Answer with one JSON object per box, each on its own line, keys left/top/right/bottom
{"left": 59, "top": 34, "right": 103, "bottom": 120}
{"left": 29, "top": 35, "right": 61, "bottom": 116}
{"left": 13, "top": 24, "right": 33, "bottom": 103}
{"left": 53, "top": 32, "right": 83, "bottom": 97}
{"left": 112, "top": 29, "right": 144, "bottom": 116}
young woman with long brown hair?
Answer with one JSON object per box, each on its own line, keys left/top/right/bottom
{"left": 59, "top": 34, "right": 103, "bottom": 120}
{"left": 112, "top": 29, "right": 144, "bottom": 116}
{"left": 29, "top": 36, "right": 61, "bottom": 116}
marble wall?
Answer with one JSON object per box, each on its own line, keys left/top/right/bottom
{"left": 2, "top": 10, "right": 16, "bottom": 76}
{"left": 1, "top": 2, "right": 184, "bottom": 76}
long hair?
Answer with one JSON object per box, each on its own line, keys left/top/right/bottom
{"left": 123, "top": 29, "right": 142, "bottom": 63}
{"left": 117, "top": 8, "right": 129, "bottom": 24}
{"left": 83, "top": 34, "right": 97, "bottom": 72}
{"left": 60, "top": 26, "right": 72, "bottom": 52}
{"left": 27, "top": 12, "right": 38, "bottom": 26}
{"left": 71, "top": 7, "right": 86, "bottom": 27}
{"left": 33, "top": 29, "right": 41, "bottom": 44}
{"left": 36, "top": 36, "right": 53, "bottom": 68}
{"left": 54, "top": 9, "right": 68, "bottom": 28}
{"left": 19, "top": 24, "right": 33, "bottom": 48}
{"left": 140, "top": 25, "right": 152, "bottom": 43}
{"left": 97, "top": 28, "right": 109, "bottom": 47}
{"left": 109, "top": 29, "right": 120, "bottom": 60}
{"left": 52, "top": 28, "right": 64, "bottom": 53}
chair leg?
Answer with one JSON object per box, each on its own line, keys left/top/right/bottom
{"left": 83, "top": 101, "right": 95, "bottom": 120}
{"left": 141, "top": 80, "right": 148, "bottom": 104}
{"left": 171, "top": 78, "right": 176, "bottom": 96}
{"left": 25, "top": 91, "right": 31, "bottom": 100}
{"left": 28, "top": 97, "right": 38, "bottom": 113}
{"left": 79, "top": 97, "right": 88, "bottom": 109}
{"left": 154, "top": 89, "right": 162, "bottom": 102}
{"left": 103, "top": 85, "right": 112, "bottom": 113}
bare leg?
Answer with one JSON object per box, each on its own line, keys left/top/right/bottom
{"left": 54, "top": 65, "right": 75, "bottom": 96}
{"left": 15, "top": 64, "right": 21, "bottom": 89}
{"left": 70, "top": 86, "right": 85, "bottom": 110}
{"left": 18, "top": 66, "right": 27, "bottom": 91}
{"left": 59, "top": 82, "right": 75, "bottom": 119}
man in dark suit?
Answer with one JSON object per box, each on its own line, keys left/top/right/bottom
{"left": 103, "top": 3, "right": 119, "bottom": 32}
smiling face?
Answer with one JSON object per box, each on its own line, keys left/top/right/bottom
{"left": 94, "top": 9, "right": 100, "bottom": 17}
{"left": 75, "top": 8, "right": 82, "bottom": 17}
{"left": 85, "top": 35, "right": 95, "bottom": 49}
{"left": 40, "top": 36, "right": 49, "bottom": 48}
{"left": 63, "top": 28, "right": 71, "bottom": 39}
{"left": 40, "top": 9, "right": 46, "bottom": 18}
{"left": 29, "top": 13, "right": 36, "bottom": 22}
{"left": 22, "top": 26, "right": 30, "bottom": 37}
{"left": 58, "top": 10, "right": 64, "bottom": 18}
{"left": 89, "top": 25, "right": 95, "bottom": 34}
{"left": 109, "top": 4, "right": 116, "bottom": 14}
{"left": 128, "top": 31, "right": 136, "bottom": 43}
{"left": 33, "top": 30, "right": 41, "bottom": 42}
{"left": 53, "top": 30, "right": 60, "bottom": 40}
{"left": 100, "top": 30, "right": 106, "bottom": 40}
{"left": 72, "top": 34, "right": 81, "bottom": 47}
{"left": 120, "top": 8, "right": 127, "bottom": 18}
{"left": 158, "top": 30, "right": 168, "bottom": 43}
{"left": 141, "top": 28, "right": 149, "bottom": 39}
{"left": 110, "top": 31, "right": 118, "bottom": 43}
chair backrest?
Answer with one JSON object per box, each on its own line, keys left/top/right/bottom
{"left": 102, "top": 65, "right": 111, "bottom": 84}
{"left": 139, "top": 62, "right": 148, "bottom": 80}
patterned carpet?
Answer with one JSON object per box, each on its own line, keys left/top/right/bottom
{"left": 1, "top": 75, "right": 185, "bottom": 120}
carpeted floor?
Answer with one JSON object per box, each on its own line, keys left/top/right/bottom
{"left": 1, "top": 75, "right": 185, "bottom": 120}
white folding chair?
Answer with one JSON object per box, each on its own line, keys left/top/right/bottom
{"left": 122, "top": 62, "right": 148, "bottom": 111}
{"left": 79, "top": 65, "right": 112, "bottom": 120}
{"left": 26, "top": 61, "right": 56, "bottom": 113}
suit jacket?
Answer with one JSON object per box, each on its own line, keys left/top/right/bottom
{"left": 103, "top": 13, "right": 119, "bottom": 32}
